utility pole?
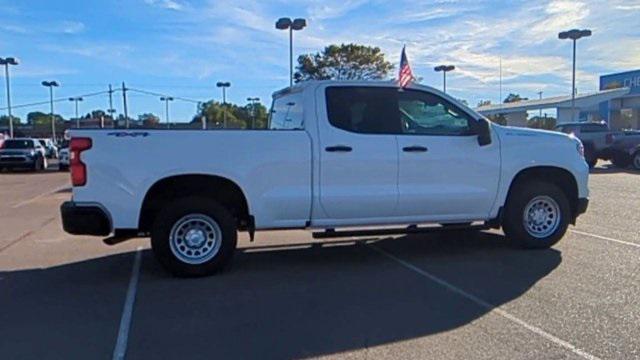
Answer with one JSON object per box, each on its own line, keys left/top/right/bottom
{"left": 0, "top": 57, "right": 18, "bottom": 138}
{"left": 198, "top": 102, "right": 207, "bottom": 130}
{"left": 216, "top": 82, "right": 230, "bottom": 128}
{"left": 247, "top": 97, "right": 259, "bottom": 129}
{"left": 122, "top": 82, "right": 129, "bottom": 128}
{"left": 160, "top": 96, "right": 174, "bottom": 129}
{"left": 275, "top": 18, "right": 307, "bottom": 87}
{"left": 559, "top": 29, "right": 592, "bottom": 122}
{"left": 107, "top": 84, "right": 115, "bottom": 127}
{"left": 41, "top": 80, "right": 59, "bottom": 142}
{"left": 69, "top": 97, "right": 83, "bottom": 128}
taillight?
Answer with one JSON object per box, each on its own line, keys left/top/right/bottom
{"left": 70, "top": 137, "right": 92, "bottom": 186}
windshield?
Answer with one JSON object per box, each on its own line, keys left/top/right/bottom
{"left": 2, "top": 140, "right": 35, "bottom": 149}
{"left": 38, "top": 140, "right": 47, "bottom": 146}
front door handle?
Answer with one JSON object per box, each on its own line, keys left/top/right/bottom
{"left": 325, "top": 145, "right": 352, "bottom": 152}
{"left": 402, "top": 145, "right": 428, "bottom": 153}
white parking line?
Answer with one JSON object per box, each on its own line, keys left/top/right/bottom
{"left": 113, "top": 247, "right": 143, "bottom": 360}
{"left": 368, "top": 243, "right": 601, "bottom": 360}
{"left": 11, "top": 184, "right": 70, "bottom": 209}
{"left": 570, "top": 229, "right": 640, "bottom": 249}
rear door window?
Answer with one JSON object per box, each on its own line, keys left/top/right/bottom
{"left": 268, "top": 92, "right": 304, "bottom": 130}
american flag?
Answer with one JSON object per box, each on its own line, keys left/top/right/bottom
{"left": 398, "top": 45, "right": 414, "bottom": 88}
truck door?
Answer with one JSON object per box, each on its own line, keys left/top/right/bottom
{"left": 316, "top": 86, "right": 400, "bottom": 221}
{"left": 395, "top": 89, "right": 500, "bottom": 220}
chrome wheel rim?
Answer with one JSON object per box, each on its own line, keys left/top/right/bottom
{"left": 523, "top": 195, "right": 561, "bottom": 239}
{"left": 169, "top": 214, "right": 222, "bottom": 265}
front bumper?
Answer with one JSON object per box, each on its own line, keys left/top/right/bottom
{"left": 60, "top": 201, "right": 111, "bottom": 236}
{"left": 573, "top": 198, "right": 589, "bottom": 222}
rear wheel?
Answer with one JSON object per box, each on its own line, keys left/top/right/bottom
{"left": 503, "top": 181, "right": 570, "bottom": 249}
{"left": 632, "top": 151, "right": 640, "bottom": 171}
{"left": 151, "top": 197, "right": 237, "bottom": 277}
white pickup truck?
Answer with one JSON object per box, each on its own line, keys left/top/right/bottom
{"left": 61, "top": 80, "right": 589, "bottom": 276}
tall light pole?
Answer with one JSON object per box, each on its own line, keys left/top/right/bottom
{"left": 275, "top": 17, "right": 307, "bottom": 87}
{"left": 559, "top": 29, "right": 592, "bottom": 122}
{"left": 247, "top": 97, "right": 259, "bottom": 129}
{"left": 69, "top": 96, "right": 83, "bottom": 128}
{"left": 537, "top": 91, "right": 543, "bottom": 118}
{"left": 434, "top": 65, "right": 455, "bottom": 93}
{"left": 160, "top": 96, "right": 174, "bottom": 128}
{"left": 42, "top": 81, "right": 59, "bottom": 142}
{"left": 216, "top": 81, "right": 230, "bottom": 128}
{"left": 0, "top": 57, "right": 18, "bottom": 138}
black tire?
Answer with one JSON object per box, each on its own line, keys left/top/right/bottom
{"left": 502, "top": 181, "right": 571, "bottom": 249}
{"left": 59, "top": 164, "right": 68, "bottom": 171}
{"left": 612, "top": 153, "right": 631, "bottom": 168}
{"left": 33, "top": 157, "right": 43, "bottom": 172}
{"left": 584, "top": 145, "right": 597, "bottom": 168}
{"left": 632, "top": 151, "right": 640, "bottom": 171}
{"left": 151, "top": 196, "right": 237, "bottom": 277}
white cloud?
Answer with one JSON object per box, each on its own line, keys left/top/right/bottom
{"left": 307, "top": 0, "right": 368, "bottom": 20}
{"left": 144, "top": 0, "right": 185, "bottom": 11}
{"left": 58, "top": 21, "right": 85, "bottom": 34}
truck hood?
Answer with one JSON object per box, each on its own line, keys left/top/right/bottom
{"left": 493, "top": 125, "right": 573, "bottom": 141}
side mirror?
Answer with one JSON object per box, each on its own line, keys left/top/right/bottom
{"left": 474, "top": 119, "right": 492, "bottom": 146}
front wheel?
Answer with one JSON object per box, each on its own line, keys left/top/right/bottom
{"left": 503, "top": 181, "right": 570, "bottom": 249}
{"left": 151, "top": 197, "right": 237, "bottom": 277}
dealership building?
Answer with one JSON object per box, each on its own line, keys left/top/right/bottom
{"left": 476, "top": 69, "right": 640, "bottom": 130}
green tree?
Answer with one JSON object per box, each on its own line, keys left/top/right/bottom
{"left": 0, "top": 115, "right": 21, "bottom": 127}
{"left": 503, "top": 93, "right": 527, "bottom": 103}
{"left": 477, "top": 99, "right": 492, "bottom": 107}
{"left": 26, "top": 111, "right": 65, "bottom": 126}
{"left": 295, "top": 43, "right": 393, "bottom": 82}
{"left": 138, "top": 113, "right": 161, "bottom": 127}
{"left": 193, "top": 100, "right": 269, "bottom": 129}
{"left": 528, "top": 115, "right": 557, "bottom": 130}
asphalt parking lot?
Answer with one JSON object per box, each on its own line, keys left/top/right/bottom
{"left": 1, "top": 162, "right": 639, "bottom": 360}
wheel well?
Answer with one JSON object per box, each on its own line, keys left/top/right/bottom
{"left": 139, "top": 174, "right": 250, "bottom": 232}
{"left": 506, "top": 166, "right": 579, "bottom": 221}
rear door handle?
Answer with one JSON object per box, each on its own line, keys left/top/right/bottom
{"left": 402, "top": 146, "right": 428, "bottom": 153}
{"left": 325, "top": 145, "right": 352, "bottom": 152}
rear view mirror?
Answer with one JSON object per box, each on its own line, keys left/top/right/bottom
{"left": 474, "top": 119, "right": 492, "bottom": 146}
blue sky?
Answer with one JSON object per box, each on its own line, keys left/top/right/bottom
{"left": 1, "top": 0, "right": 639, "bottom": 122}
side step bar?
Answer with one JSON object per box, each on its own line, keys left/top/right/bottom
{"left": 312, "top": 223, "right": 489, "bottom": 239}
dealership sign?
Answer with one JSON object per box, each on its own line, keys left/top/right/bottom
{"left": 600, "top": 69, "right": 640, "bottom": 95}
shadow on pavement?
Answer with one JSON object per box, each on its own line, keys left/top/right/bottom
{"left": 590, "top": 164, "right": 639, "bottom": 175}
{"left": 0, "top": 231, "right": 562, "bottom": 359}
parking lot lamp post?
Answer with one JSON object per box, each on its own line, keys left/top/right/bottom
{"left": 0, "top": 57, "right": 18, "bottom": 138}
{"left": 69, "top": 97, "right": 83, "bottom": 128}
{"left": 276, "top": 17, "right": 307, "bottom": 88}
{"left": 434, "top": 65, "right": 455, "bottom": 94}
{"left": 559, "top": 29, "right": 592, "bottom": 122}
{"left": 41, "top": 80, "right": 59, "bottom": 142}
{"left": 160, "top": 96, "right": 174, "bottom": 129}
{"left": 216, "top": 82, "right": 230, "bottom": 128}
{"left": 247, "top": 97, "right": 259, "bottom": 129}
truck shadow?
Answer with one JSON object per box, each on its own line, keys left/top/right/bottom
{"left": 590, "top": 164, "right": 639, "bottom": 175}
{"left": 0, "top": 231, "right": 562, "bottom": 359}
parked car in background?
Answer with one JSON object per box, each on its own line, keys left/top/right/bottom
{"left": 607, "top": 131, "right": 640, "bottom": 170}
{"left": 61, "top": 80, "right": 589, "bottom": 277}
{"left": 58, "top": 146, "right": 69, "bottom": 171}
{"left": 0, "top": 138, "right": 48, "bottom": 171}
{"left": 38, "top": 138, "right": 59, "bottom": 159}
{"left": 554, "top": 122, "right": 619, "bottom": 168}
